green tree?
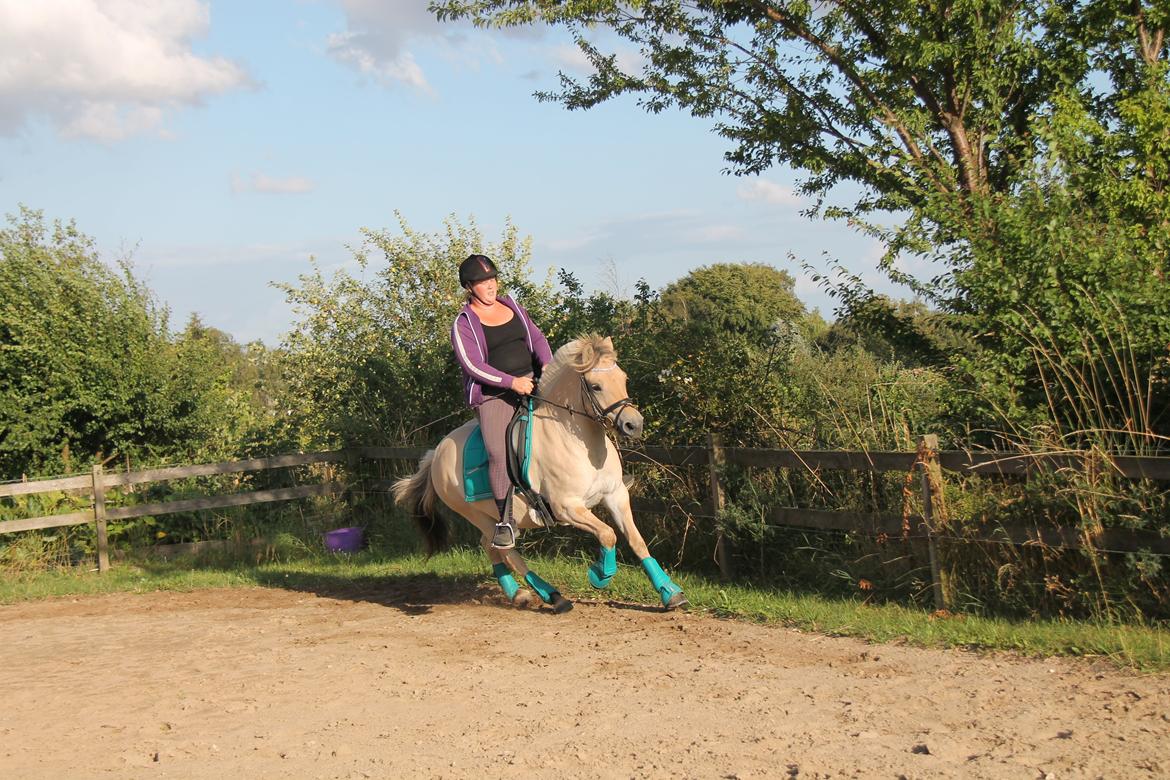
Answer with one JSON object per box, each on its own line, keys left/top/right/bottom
{"left": 0, "top": 208, "right": 267, "bottom": 477}
{"left": 433, "top": 3, "right": 1168, "bottom": 430}
{"left": 433, "top": 2, "right": 1162, "bottom": 220}
{"left": 658, "top": 262, "right": 806, "bottom": 335}
{"left": 276, "top": 214, "right": 559, "bottom": 447}
{"left": 610, "top": 263, "right": 810, "bottom": 444}
{"left": 167, "top": 315, "right": 283, "bottom": 460}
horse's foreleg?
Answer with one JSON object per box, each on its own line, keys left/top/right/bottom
{"left": 601, "top": 487, "right": 688, "bottom": 610}
{"left": 558, "top": 503, "right": 620, "bottom": 589}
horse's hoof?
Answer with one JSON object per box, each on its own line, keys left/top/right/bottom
{"left": 664, "top": 591, "right": 689, "bottom": 611}
{"left": 512, "top": 590, "right": 537, "bottom": 609}
{"left": 551, "top": 593, "right": 574, "bottom": 614}
{"left": 587, "top": 569, "right": 613, "bottom": 589}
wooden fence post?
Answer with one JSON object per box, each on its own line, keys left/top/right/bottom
{"left": 707, "top": 432, "right": 732, "bottom": 580}
{"left": 91, "top": 464, "right": 109, "bottom": 573}
{"left": 918, "top": 435, "right": 946, "bottom": 611}
{"left": 344, "top": 447, "right": 361, "bottom": 501}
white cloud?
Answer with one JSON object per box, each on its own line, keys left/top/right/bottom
{"left": 136, "top": 236, "right": 343, "bottom": 270}
{"left": 325, "top": 6, "right": 643, "bottom": 93}
{"left": 231, "top": 173, "right": 316, "bottom": 195}
{"left": 550, "top": 42, "right": 644, "bottom": 78}
{"left": 327, "top": 31, "right": 432, "bottom": 92}
{"left": 551, "top": 44, "right": 593, "bottom": 74}
{"left": 545, "top": 231, "right": 604, "bottom": 252}
{"left": 0, "top": 0, "right": 250, "bottom": 140}
{"left": 325, "top": 1, "right": 459, "bottom": 92}
{"left": 62, "top": 104, "right": 169, "bottom": 142}
{"left": 737, "top": 179, "right": 802, "bottom": 206}
{"left": 131, "top": 236, "right": 354, "bottom": 344}
{"left": 687, "top": 224, "right": 744, "bottom": 243}
{"left": 539, "top": 209, "right": 700, "bottom": 255}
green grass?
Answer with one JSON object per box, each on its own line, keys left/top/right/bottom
{"left": 2, "top": 546, "right": 1167, "bottom": 671}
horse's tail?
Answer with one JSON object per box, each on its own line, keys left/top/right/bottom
{"left": 391, "top": 449, "right": 448, "bottom": 555}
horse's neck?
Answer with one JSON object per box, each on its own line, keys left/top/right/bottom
{"left": 530, "top": 372, "right": 617, "bottom": 494}
{"left": 536, "top": 373, "right": 607, "bottom": 448}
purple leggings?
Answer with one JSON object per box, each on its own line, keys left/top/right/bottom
{"left": 477, "top": 394, "right": 521, "bottom": 501}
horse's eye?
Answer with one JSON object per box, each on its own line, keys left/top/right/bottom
{"left": 590, "top": 383, "right": 602, "bottom": 391}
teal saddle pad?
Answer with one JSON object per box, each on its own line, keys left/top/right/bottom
{"left": 462, "top": 399, "right": 534, "bottom": 503}
{"left": 462, "top": 425, "right": 494, "bottom": 503}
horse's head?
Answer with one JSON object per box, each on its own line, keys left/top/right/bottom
{"left": 542, "top": 335, "right": 644, "bottom": 440}
{"left": 583, "top": 347, "right": 644, "bottom": 440}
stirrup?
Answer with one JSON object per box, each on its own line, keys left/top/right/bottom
{"left": 491, "top": 522, "right": 517, "bottom": 550}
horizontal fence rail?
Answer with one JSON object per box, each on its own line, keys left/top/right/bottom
{"left": 3, "top": 442, "right": 1169, "bottom": 580}
{"left": 103, "top": 483, "right": 343, "bottom": 521}
{"left": 0, "top": 474, "right": 94, "bottom": 499}
{"left": 103, "top": 451, "right": 346, "bottom": 488}
{"left": 628, "top": 501, "right": 1170, "bottom": 555}
{"left": 623, "top": 445, "right": 1170, "bottom": 479}
{"left": 0, "top": 453, "right": 351, "bottom": 570}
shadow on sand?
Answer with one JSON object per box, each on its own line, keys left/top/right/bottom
{"left": 246, "top": 567, "right": 587, "bottom": 617}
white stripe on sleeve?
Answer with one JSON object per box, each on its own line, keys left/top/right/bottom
{"left": 452, "top": 315, "right": 504, "bottom": 384}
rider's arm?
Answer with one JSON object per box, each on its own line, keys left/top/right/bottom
{"left": 451, "top": 313, "right": 517, "bottom": 390}
{"left": 531, "top": 323, "right": 553, "bottom": 369}
{"left": 514, "top": 300, "right": 553, "bottom": 368}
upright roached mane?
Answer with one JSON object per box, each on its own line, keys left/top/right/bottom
{"left": 393, "top": 333, "right": 686, "bottom": 613}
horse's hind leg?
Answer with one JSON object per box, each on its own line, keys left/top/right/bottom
{"left": 484, "top": 543, "right": 522, "bottom": 603}
{"left": 428, "top": 433, "right": 569, "bottom": 612}
{"left": 497, "top": 549, "right": 572, "bottom": 614}
{"left": 432, "top": 476, "right": 527, "bottom": 605}
{"left": 460, "top": 505, "right": 538, "bottom": 608}
{"left": 463, "top": 507, "right": 570, "bottom": 613}
{"left": 601, "top": 485, "right": 687, "bottom": 610}
{"left": 450, "top": 509, "right": 571, "bottom": 613}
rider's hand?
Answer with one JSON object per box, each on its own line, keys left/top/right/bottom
{"left": 511, "top": 376, "right": 535, "bottom": 395}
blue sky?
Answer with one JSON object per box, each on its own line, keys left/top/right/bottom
{"left": 0, "top": 0, "right": 910, "bottom": 345}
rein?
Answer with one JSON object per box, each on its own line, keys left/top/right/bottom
{"left": 532, "top": 365, "right": 635, "bottom": 431}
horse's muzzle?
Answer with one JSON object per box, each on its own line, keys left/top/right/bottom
{"left": 616, "top": 408, "right": 644, "bottom": 440}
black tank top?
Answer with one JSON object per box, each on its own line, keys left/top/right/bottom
{"left": 482, "top": 314, "right": 532, "bottom": 386}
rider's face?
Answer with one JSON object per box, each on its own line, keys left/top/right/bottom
{"left": 469, "top": 277, "right": 497, "bottom": 303}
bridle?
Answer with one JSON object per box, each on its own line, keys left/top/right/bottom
{"left": 579, "top": 370, "right": 637, "bottom": 432}
{"left": 534, "top": 363, "right": 637, "bottom": 432}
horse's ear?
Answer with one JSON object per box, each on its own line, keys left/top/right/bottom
{"left": 602, "top": 336, "right": 614, "bottom": 350}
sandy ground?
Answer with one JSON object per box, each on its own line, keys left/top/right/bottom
{"left": 1, "top": 577, "right": 1167, "bottom": 780}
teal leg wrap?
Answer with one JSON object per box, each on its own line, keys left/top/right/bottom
{"left": 524, "top": 571, "right": 559, "bottom": 604}
{"left": 588, "top": 545, "right": 618, "bottom": 589}
{"left": 492, "top": 562, "right": 519, "bottom": 601}
{"left": 641, "top": 557, "right": 684, "bottom": 607}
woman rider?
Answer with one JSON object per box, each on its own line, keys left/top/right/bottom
{"left": 451, "top": 254, "right": 552, "bottom": 550}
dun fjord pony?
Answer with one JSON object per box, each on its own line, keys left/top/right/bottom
{"left": 393, "top": 335, "right": 686, "bottom": 613}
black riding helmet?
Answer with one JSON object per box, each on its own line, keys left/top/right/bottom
{"left": 459, "top": 254, "right": 499, "bottom": 288}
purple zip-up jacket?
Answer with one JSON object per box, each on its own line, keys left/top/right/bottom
{"left": 451, "top": 294, "right": 553, "bottom": 408}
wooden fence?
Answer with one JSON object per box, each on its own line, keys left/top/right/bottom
{"left": 3, "top": 440, "right": 1169, "bottom": 609}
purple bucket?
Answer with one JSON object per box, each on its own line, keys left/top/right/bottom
{"left": 323, "top": 526, "right": 365, "bottom": 553}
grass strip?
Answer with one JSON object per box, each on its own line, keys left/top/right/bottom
{"left": 2, "top": 546, "right": 1166, "bottom": 671}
